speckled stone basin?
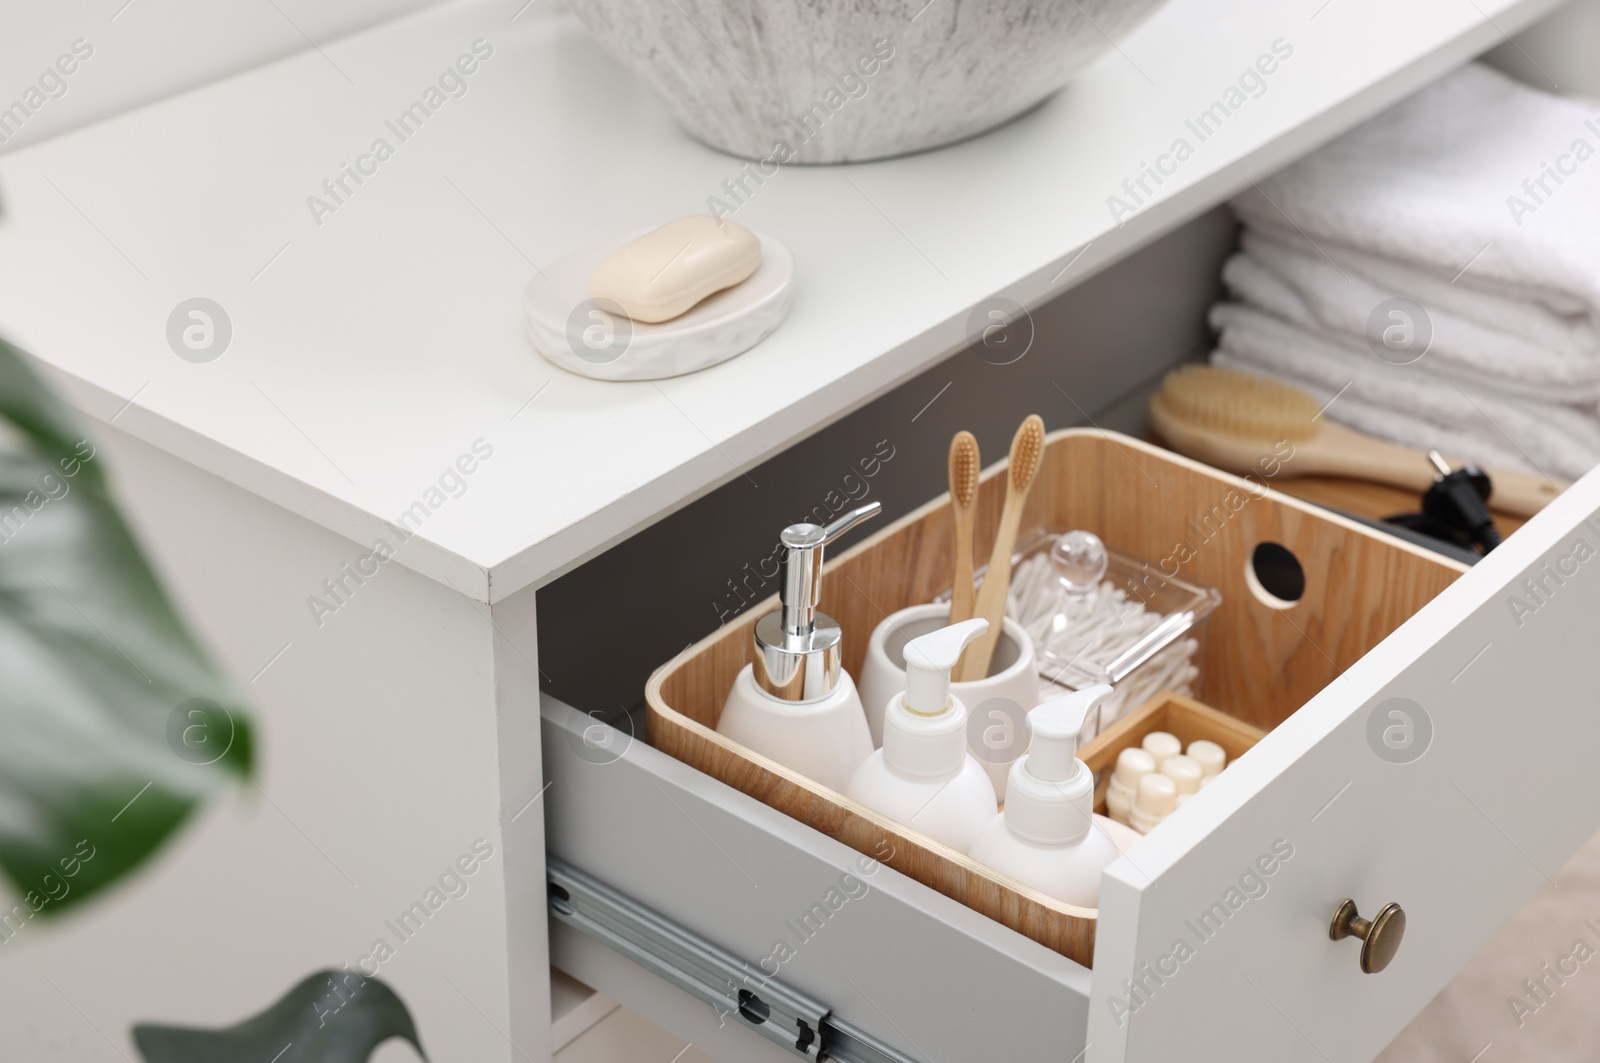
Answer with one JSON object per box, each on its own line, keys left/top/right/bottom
{"left": 566, "top": 0, "right": 1171, "bottom": 163}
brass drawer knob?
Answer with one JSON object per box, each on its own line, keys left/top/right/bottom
{"left": 1329, "top": 899, "right": 1405, "bottom": 974}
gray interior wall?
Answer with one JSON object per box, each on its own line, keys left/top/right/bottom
{"left": 536, "top": 207, "right": 1238, "bottom": 714}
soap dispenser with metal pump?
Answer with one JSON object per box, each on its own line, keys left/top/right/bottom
{"left": 845, "top": 618, "right": 999, "bottom": 853}
{"left": 716, "top": 503, "right": 881, "bottom": 793}
{"left": 968, "top": 684, "right": 1122, "bottom": 908}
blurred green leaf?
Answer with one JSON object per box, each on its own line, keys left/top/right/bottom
{"left": 0, "top": 336, "right": 250, "bottom": 918}
{"left": 134, "top": 969, "right": 426, "bottom": 1063}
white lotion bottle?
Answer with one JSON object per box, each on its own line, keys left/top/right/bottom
{"left": 845, "top": 619, "right": 998, "bottom": 853}
{"left": 969, "top": 684, "right": 1122, "bottom": 908}
{"left": 718, "top": 504, "right": 881, "bottom": 794}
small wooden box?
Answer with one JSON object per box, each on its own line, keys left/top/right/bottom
{"left": 1078, "top": 693, "right": 1267, "bottom": 816}
{"left": 645, "top": 430, "right": 1459, "bottom": 966}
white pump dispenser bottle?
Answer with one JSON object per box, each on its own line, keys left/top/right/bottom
{"left": 845, "top": 618, "right": 998, "bottom": 853}
{"left": 968, "top": 684, "right": 1122, "bottom": 908}
{"left": 717, "top": 504, "right": 881, "bottom": 793}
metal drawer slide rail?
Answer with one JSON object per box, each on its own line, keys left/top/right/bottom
{"left": 548, "top": 856, "right": 919, "bottom": 1063}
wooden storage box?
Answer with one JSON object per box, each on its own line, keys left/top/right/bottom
{"left": 1077, "top": 692, "right": 1267, "bottom": 816}
{"left": 645, "top": 430, "right": 1463, "bottom": 967}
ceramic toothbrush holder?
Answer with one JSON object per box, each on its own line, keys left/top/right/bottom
{"left": 859, "top": 603, "right": 1040, "bottom": 802}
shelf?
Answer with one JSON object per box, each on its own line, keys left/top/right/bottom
{"left": 0, "top": 0, "right": 1563, "bottom": 600}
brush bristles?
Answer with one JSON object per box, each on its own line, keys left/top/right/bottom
{"left": 949, "top": 431, "right": 979, "bottom": 507}
{"left": 1155, "top": 365, "right": 1320, "bottom": 442}
{"left": 1010, "top": 415, "right": 1045, "bottom": 491}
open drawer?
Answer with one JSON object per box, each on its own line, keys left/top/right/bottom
{"left": 546, "top": 429, "right": 1600, "bottom": 1063}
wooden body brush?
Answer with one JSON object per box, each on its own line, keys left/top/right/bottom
{"left": 1149, "top": 366, "right": 1565, "bottom": 518}
{"left": 956, "top": 415, "right": 1046, "bottom": 682}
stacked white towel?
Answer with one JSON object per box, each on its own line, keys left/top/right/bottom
{"left": 1211, "top": 63, "right": 1600, "bottom": 482}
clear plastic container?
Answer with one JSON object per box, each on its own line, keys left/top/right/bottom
{"left": 938, "top": 528, "right": 1221, "bottom": 740}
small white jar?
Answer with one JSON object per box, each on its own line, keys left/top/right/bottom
{"left": 1130, "top": 772, "right": 1178, "bottom": 834}
{"left": 1105, "top": 747, "right": 1156, "bottom": 826}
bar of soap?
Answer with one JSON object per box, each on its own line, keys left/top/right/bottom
{"left": 589, "top": 216, "right": 761, "bottom": 323}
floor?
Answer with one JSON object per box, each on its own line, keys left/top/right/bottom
{"left": 555, "top": 999, "right": 714, "bottom": 1063}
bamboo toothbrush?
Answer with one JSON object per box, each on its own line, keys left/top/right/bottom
{"left": 1149, "top": 365, "right": 1566, "bottom": 518}
{"left": 957, "top": 415, "right": 1046, "bottom": 682}
{"left": 947, "top": 431, "right": 981, "bottom": 625}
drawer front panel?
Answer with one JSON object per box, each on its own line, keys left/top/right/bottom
{"left": 1091, "top": 474, "right": 1600, "bottom": 1063}
{"left": 541, "top": 697, "right": 1090, "bottom": 1063}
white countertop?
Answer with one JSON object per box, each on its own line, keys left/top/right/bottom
{"left": 0, "top": 0, "right": 1560, "bottom": 601}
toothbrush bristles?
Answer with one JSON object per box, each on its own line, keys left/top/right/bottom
{"left": 1011, "top": 415, "right": 1045, "bottom": 490}
{"left": 950, "top": 431, "right": 979, "bottom": 507}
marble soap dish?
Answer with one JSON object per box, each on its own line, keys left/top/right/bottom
{"left": 524, "top": 228, "right": 795, "bottom": 382}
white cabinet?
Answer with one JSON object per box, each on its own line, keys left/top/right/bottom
{"left": 0, "top": 0, "right": 1581, "bottom": 1059}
